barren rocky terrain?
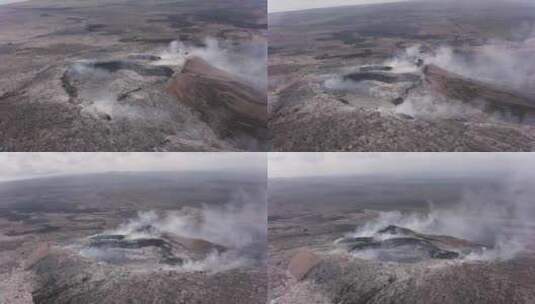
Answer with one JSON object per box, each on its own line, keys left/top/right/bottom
{"left": 0, "top": 0, "right": 267, "bottom": 151}
{"left": 269, "top": 175, "right": 535, "bottom": 304}
{"left": 270, "top": 0, "right": 535, "bottom": 151}
{"left": 0, "top": 172, "right": 267, "bottom": 304}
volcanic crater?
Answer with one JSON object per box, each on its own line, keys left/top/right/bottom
{"left": 270, "top": 0, "right": 535, "bottom": 151}
{"left": 337, "top": 225, "right": 487, "bottom": 263}
{"left": 0, "top": 0, "right": 267, "bottom": 152}
{"left": 77, "top": 218, "right": 231, "bottom": 269}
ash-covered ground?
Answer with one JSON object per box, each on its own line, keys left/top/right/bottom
{"left": 268, "top": 175, "right": 535, "bottom": 304}
{"left": 0, "top": 172, "right": 267, "bottom": 304}
{"left": 270, "top": 0, "right": 535, "bottom": 151}
{"left": 0, "top": 0, "right": 267, "bottom": 151}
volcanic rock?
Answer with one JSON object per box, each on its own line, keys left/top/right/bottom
{"left": 424, "top": 64, "right": 535, "bottom": 121}
{"left": 167, "top": 57, "right": 268, "bottom": 149}
{"left": 336, "top": 225, "right": 489, "bottom": 262}
{"left": 298, "top": 252, "right": 535, "bottom": 304}
{"left": 83, "top": 60, "right": 174, "bottom": 77}
{"left": 359, "top": 65, "right": 394, "bottom": 72}
{"left": 86, "top": 232, "right": 228, "bottom": 266}
{"left": 269, "top": 0, "right": 535, "bottom": 152}
{"left": 89, "top": 235, "right": 171, "bottom": 250}
{"left": 172, "top": 235, "right": 227, "bottom": 256}
{"left": 377, "top": 225, "right": 419, "bottom": 236}
{"left": 87, "top": 234, "right": 184, "bottom": 266}
{"left": 288, "top": 248, "right": 321, "bottom": 280}
{"left": 343, "top": 71, "right": 421, "bottom": 84}
{"left": 392, "top": 97, "right": 405, "bottom": 105}
{"left": 127, "top": 54, "right": 163, "bottom": 62}
{"left": 30, "top": 246, "right": 265, "bottom": 304}
{"left": 0, "top": 0, "right": 266, "bottom": 152}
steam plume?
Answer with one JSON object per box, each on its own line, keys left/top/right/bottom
{"left": 351, "top": 172, "right": 535, "bottom": 261}
{"left": 160, "top": 37, "right": 267, "bottom": 90}
{"left": 83, "top": 189, "right": 266, "bottom": 273}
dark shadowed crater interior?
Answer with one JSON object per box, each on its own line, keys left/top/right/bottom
{"left": 337, "top": 225, "right": 486, "bottom": 263}
{"left": 79, "top": 222, "right": 228, "bottom": 267}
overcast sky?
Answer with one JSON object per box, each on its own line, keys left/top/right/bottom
{"left": 3, "top": 153, "right": 532, "bottom": 182}
{"left": 269, "top": 0, "right": 410, "bottom": 13}
{"left": 0, "top": 0, "right": 28, "bottom": 4}
{"left": 269, "top": 153, "right": 534, "bottom": 178}
{"left": 0, "top": 153, "right": 266, "bottom": 182}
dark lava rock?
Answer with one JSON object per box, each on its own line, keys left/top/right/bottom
{"left": 431, "top": 250, "right": 459, "bottom": 259}
{"left": 86, "top": 24, "right": 106, "bottom": 32}
{"left": 359, "top": 65, "right": 394, "bottom": 72}
{"left": 343, "top": 236, "right": 460, "bottom": 262}
{"left": 88, "top": 234, "right": 183, "bottom": 266}
{"left": 89, "top": 236, "right": 171, "bottom": 250}
{"left": 392, "top": 97, "right": 404, "bottom": 105}
{"left": 416, "top": 58, "right": 424, "bottom": 67}
{"left": 127, "top": 54, "right": 162, "bottom": 61}
{"left": 87, "top": 60, "right": 174, "bottom": 77}
{"left": 343, "top": 71, "right": 421, "bottom": 84}
{"left": 337, "top": 237, "right": 375, "bottom": 248}
{"left": 338, "top": 226, "right": 465, "bottom": 263}
{"left": 377, "top": 225, "right": 416, "bottom": 236}
{"left": 90, "top": 234, "right": 125, "bottom": 241}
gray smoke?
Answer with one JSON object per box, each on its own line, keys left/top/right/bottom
{"left": 395, "top": 89, "right": 487, "bottom": 120}
{"left": 388, "top": 41, "right": 535, "bottom": 91}
{"left": 390, "top": 37, "right": 535, "bottom": 119}
{"left": 351, "top": 171, "right": 535, "bottom": 261}
{"left": 66, "top": 61, "right": 173, "bottom": 122}
{"left": 87, "top": 189, "right": 267, "bottom": 273}
{"left": 67, "top": 36, "right": 266, "bottom": 122}
{"left": 161, "top": 37, "right": 267, "bottom": 90}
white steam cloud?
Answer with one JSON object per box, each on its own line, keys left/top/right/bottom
{"left": 386, "top": 34, "right": 535, "bottom": 91}
{"left": 351, "top": 173, "right": 535, "bottom": 261}
{"left": 68, "top": 36, "right": 266, "bottom": 122}
{"left": 389, "top": 39, "right": 535, "bottom": 119}
{"left": 395, "top": 91, "right": 486, "bottom": 120}
{"left": 83, "top": 190, "right": 266, "bottom": 273}
{"left": 327, "top": 32, "right": 535, "bottom": 120}
{"left": 67, "top": 61, "right": 173, "bottom": 122}
{"left": 159, "top": 37, "right": 267, "bottom": 90}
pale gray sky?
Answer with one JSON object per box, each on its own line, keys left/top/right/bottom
{"left": 2, "top": 152, "right": 532, "bottom": 182}
{"left": 0, "top": 153, "right": 266, "bottom": 182}
{"left": 0, "top": 0, "right": 28, "bottom": 4}
{"left": 269, "top": 153, "right": 533, "bottom": 178}
{"left": 269, "top": 0, "right": 410, "bottom": 13}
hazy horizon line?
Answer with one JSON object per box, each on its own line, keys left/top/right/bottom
{"left": 268, "top": 0, "right": 411, "bottom": 14}
{"left": 0, "top": 168, "right": 263, "bottom": 183}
